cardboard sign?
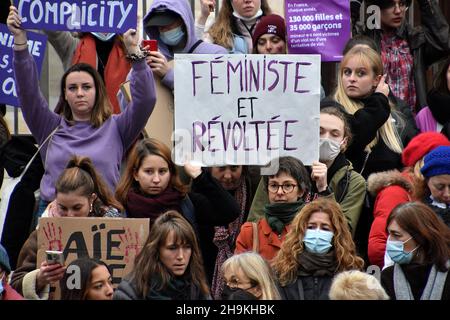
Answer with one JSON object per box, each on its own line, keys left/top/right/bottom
{"left": 37, "top": 217, "right": 149, "bottom": 299}
{"left": 0, "top": 23, "right": 47, "bottom": 106}
{"left": 16, "top": 0, "right": 137, "bottom": 33}
{"left": 173, "top": 54, "right": 321, "bottom": 166}
{"left": 285, "top": 0, "right": 351, "bottom": 61}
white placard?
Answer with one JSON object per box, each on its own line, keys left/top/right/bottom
{"left": 173, "top": 54, "right": 321, "bottom": 166}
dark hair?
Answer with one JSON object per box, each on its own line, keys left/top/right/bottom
{"left": 386, "top": 202, "right": 450, "bottom": 271}
{"left": 115, "top": 138, "right": 188, "bottom": 206}
{"left": 343, "top": 35, "right": 379, "bottom": 55}
{"left": 60, "top": 258, "right": 111, "bottom": 300}
{"left": 262, "top": 156, "right": 311, "bottom": 198}
{"left": 131, "top": 210, "right": 209, "bottom": 298}
{"left": 56, "top": 156, "right": 124, "bottom": 215}
{"left": 432, "top": 56, "right": 450, "bottom": 94}
{"left": 366, "top": 0, "right": 412, "bottom": 10}
{"left": 55, "top": 63, "right": 112, "bottom": 128}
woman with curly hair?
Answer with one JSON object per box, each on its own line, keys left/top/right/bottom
{"left": 272, "top": 198, "right": 364, "bottom": 300}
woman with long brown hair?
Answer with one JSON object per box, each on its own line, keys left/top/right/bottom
{"left": 381, "top": 202, "right": 450, "bottom": 300}
{"left": 114, "top": 211, "right": 210, "bottom": 300}
{"left": 196, "top": 0, "right": 272, "bottom": 53}
{"left": 7, "top": 5, "right": 156, "bottom": 217}
{"left": 272, "top": 198, "right": 364, "bottom": 300}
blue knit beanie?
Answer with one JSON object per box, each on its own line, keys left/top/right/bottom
{"left": 0, "top": 244, "right": 11, "bottom": 273}
{"left": 421, "top": 146, "right": 450, "bottom": 178}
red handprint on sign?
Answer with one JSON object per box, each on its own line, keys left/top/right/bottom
{"left": 119, "top": 227, "right": 141, "bottom": 264}
{"left": 43, "top": 222, "right": 63, "bottom": 251}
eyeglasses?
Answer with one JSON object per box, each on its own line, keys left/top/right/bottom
{"left": 384, "top": 0, "right": 409, "bottom": 11}
{"left": 226, "top": 278, "right": 257, "bottom": 290}
{"left": 267, "top": 183, "right": 297, "bottom": 194}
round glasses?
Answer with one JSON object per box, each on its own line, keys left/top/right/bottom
{"left": 267, "top": 183, "right": 297, "bottom": 194}
{"left": 384, "top": 1, "right": 409, "bottom": 11}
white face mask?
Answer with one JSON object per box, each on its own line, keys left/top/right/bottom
{"left": 319, "top": 138, "right": 342, "bottom": 162}
{"left": 232, "top": 9, "right": 263, "bottom": 22}
{"left": 91, "top": 32, "right": 115, "bottom": 42}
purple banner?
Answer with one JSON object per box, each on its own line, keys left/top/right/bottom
{"left": 0, "top": 24, "right": 47, "bottom": 107}
{"left": 17, "top": 0, "right": 137, "bottom": 33}
{"left": 285, "top": 0, "right": 351, "bottom": 61}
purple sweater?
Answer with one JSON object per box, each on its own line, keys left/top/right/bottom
{"left": 13, "top": 49, "right": 156, "bottom": 201}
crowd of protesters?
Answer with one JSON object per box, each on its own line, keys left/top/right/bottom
{"left": 1, "top": 0, "right": 450, "bottom": 301}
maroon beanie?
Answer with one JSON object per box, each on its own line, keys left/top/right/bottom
{"left": 252, "top": 14, "right": 286, "bottom": 48}
{"left": 401, "top": 132, "right": 450, "bottom": 167}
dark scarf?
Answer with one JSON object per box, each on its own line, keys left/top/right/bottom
{"left": 126, "top": 187, "right": 184, "bottom": 220}
{"left": 326, "top": 153, "right": 348, "bottom": 184}
{"left": 211, "top": 177, "right": 248, "bottom": 299}
{"left": 427, "top": 89, "right": 450, "bottom": 125}
{"left": 264, "top": 200, "right": 304, "bottom": 235}
{"left": 147, "top": 275, "right": 203, "bottom": 300}
{"left": 297, "top": 250, "right": 338, "bottom": 277}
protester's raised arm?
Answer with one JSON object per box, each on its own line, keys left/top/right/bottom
{"left": 7, "top": 5, "right": 28, "bottom": 51}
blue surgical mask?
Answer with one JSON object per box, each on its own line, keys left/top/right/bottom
{"left": 303, "top": 228, "right": 334, "bottom": 254}
{"left": 386, "top": 237, "right": 419, "bottom": 265}
{"left": 91, "top": 32, "right": 115, "bottom": 42}
{"left": 160, "top": 26, "right": 185, "bottom": 46}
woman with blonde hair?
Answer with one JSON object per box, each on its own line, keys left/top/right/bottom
{"left": 196, "top": 0, "right": 272, "bottom": 53}
{"left": 221, "top": 252, "right": 280, "bottom": 300}
{"left": 334, "top": 46, "right": 416, "bottom": 178}
{"left": 329, "top": 270, "right": 389, "bottom": 300}
{"left": 272, "top": 198, "right": 364, "bottom": 300}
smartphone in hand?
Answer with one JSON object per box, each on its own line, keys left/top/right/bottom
{"left": 141, "top": 39, "right": 158, "bottom": 51}
{"left": 46, "top": 250, "right": 65, "bottom": 265}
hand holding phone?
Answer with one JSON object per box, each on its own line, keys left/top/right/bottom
{"left": 46, "top": 250, "right": 65, "bottom": 265}
{"left": 141, "top": 39, "right": 158, "bottom": 51}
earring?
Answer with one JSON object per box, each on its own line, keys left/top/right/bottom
{"left": 90, "top": 202, "right": 93, "bottom": 213}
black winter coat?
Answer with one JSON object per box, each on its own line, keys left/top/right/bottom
{"left": 277, "top": 276, "right": 333, "bottom": 300}
{"left": 381, "top": 263, "right": 450, "bottom": 300}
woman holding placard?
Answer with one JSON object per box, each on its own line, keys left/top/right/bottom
{"left": 7, "top": 5, "right": 156, "bottom": 217}
{"left": 10, "top": 156, "right": 123, "bottom": 300}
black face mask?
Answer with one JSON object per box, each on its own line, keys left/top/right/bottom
{"left": 221, "top": 285, "right": 258, "bottom": 300}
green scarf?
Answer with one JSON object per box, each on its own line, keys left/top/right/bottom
{"left": 264, "top": 200, "right": 305, "bottom": 235}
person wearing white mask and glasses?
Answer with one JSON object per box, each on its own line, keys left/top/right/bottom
{"left": 272, "top": 198, "right": 364, "bottom": 300}
{"left": 381, "top": 202, "right": 450, "bottom": 300}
